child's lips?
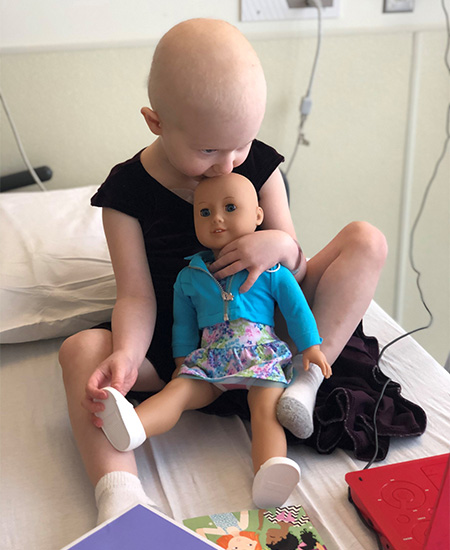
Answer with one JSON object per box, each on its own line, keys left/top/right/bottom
{"left": 213, "top": 228, "right": 226, "bottom": 233}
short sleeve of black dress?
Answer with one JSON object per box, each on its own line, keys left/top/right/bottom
{"left": 234, "top": 139, "right": 284, "bottom": 197}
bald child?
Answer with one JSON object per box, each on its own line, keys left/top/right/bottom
{"left": 60, "top": 18, "right": 386, "bottom": 524}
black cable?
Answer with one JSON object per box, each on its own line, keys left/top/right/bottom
{"left": 364, "top": 1, "right": 450, "bottom": 471}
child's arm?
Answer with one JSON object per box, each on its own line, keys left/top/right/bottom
{"left": 210, "top": 169, "right": 306, "bottom": 292}
{"left": 85, "top": 208, "right": 156, "bottom": 406}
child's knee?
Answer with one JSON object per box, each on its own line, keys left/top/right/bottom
{"left": 59, "top": 333, "right": 81, "bottom": 369}
{"left": 346, "top": 221, "right": 388, "bottom": 268}
{"left": 59, "top": 329, "right": 111, "bottom": 374}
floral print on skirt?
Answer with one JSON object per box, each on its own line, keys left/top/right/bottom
{"left": 178, "top": 318, "right": 293, "bottom": 387}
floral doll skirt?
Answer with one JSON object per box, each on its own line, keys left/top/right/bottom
{"left": 178, "top": 318, "right": 293, "bottom": 390}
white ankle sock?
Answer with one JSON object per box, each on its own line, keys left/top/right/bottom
{"left": 95, "top": 471, "right": 158, "bottom": 525}
{"left": 277, "top": 356, "right": 324, "bottom": 439}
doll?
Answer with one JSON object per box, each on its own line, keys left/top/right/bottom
{"left": 95, "top": 173, "right": 330, "bottom": 509}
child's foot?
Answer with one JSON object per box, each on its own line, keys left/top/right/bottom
{"left": 95, "top": 471, "right": 159, "bottom": 525}
{"left": 94, "top": 387, "right": 147, "bottom": 452}
{"left": 277, "top": 358, "right": 323, "bottom": 439}
{"left": 252, "top": 457, "right": 301, "bottom": 508}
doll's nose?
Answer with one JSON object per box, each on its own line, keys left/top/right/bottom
{"left": 212, "top": 211, "right": 224, "bottom": 223}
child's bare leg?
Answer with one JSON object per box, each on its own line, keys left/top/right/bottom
{"left": 248, "top": 386, "right": 300, "bottom": 508}
{"left": 302, "top": 222, "right": 388, "bottom": 364}
{"left": 96, "top": 377, "right": 223, "bottom": 451}
{"left": 59, "top": 329, "right": 163, "bottom": 523}
{"left": 278, "top": 222, "right": 388, "bottom": 438}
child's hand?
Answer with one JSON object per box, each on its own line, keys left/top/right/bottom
{"left": 302, "top": 345, "right": 332, "bottom": 379}
{"left": 84, "top": 351, "right": 139, "bottom": 427}
{"left": 210, "top": 230, "right": 291, "bottom": 293}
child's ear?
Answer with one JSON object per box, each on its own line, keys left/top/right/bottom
{"left": 141, "top": 107, "right": 162, "bottom": 136}
{"left": 256, "top": 206, "right": 264, "bottom": 226}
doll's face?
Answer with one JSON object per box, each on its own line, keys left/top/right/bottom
{"left": 193, "top": 173, "right": 264, "bottom": 257}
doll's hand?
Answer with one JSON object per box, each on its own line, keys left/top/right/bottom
{"left": 302, "top": 345, "right": 332, "bottom": 379}
{"left": 84, "top": 351, "right": 139, "bottom": 427}
{"left": 210, "top": 230, "right": 290, "bottom": 293}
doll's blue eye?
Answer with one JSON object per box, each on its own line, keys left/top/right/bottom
{"left": 200, "top": 208, "right": 211, "bottom": 217}
{"left": 225, "top": 204, "right": 236, "bottom": 212}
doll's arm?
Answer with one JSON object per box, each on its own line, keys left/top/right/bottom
{"left": 172, "top": 277, "right": 201, "bottom": 357}
{"left": 274, "top": 268, "right": 332, "bottom": 378}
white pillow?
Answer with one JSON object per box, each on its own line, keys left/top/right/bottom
{"left": 0, "top": 185, "right": 116, "bottom": 343}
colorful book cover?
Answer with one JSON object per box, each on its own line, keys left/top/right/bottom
{"left": 183, "top": 505, "right": 327, "bottom": 549}
{"left": 62, "top": 504, "right": 220, "bottom": 549}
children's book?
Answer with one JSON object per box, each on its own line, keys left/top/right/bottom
{"left": 183, "top": 505, "right": 327, "bottom": 550}
{"left": 62, "top": 504, "right": 220, "bottom": 549}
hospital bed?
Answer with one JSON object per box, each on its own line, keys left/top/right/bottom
{"left": 1, "top": 185, "right": 449, "bottom": 550}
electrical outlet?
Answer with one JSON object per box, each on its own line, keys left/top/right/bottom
{"left": 287, "top": 0, "right": 333, "bottom": 7}
{"left": 241, "top": 0, "right": 340, "bottom": 21}
{"left": 383, "top": 0, "right": 414, "bottom": 13}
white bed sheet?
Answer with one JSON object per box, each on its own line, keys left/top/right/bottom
{"left": 1, "top": 301, "right": 449, "bottom": 550}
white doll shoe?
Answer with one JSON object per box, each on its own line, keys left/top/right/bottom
{"left": 252, "top": 456, "right": 301, "bottom": 508}
{"left": 94, "top": 386, "right": 147, "bottom": 452}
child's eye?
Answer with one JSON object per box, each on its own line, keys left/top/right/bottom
{"left": 225, "top": 203, "right": 236, "bottom": 212}
{"left": 201, "top": 149, "right": 217, "bottom": 154}
{"left": 200, "top": 208, "right": 211, "bottom": 217}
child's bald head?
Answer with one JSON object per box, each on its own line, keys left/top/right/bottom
{"left": 147, "top": 19, "right": 266, "bottom": 129}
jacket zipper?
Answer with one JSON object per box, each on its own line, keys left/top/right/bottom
{"left": 188, "top": 266, "right": 234, "bottom": 321}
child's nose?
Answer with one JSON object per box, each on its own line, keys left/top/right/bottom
{"left": 214, "top": 153, "right": 235, "bottom": 175}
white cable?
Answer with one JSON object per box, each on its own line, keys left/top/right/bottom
{"left": 442, "top": 0, "right": 450, "bottom": 74}
{"left": 0, "top": 87, "right": 47, "bottom": 191}
{"left": 285, "top": 0, "right": 323, "bottom": 176}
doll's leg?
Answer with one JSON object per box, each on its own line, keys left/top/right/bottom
{"left": 248, "top": 386, "right": 287, "bottom": 471}
{"left": 95, "top": 377, "right": 223, "bottom": 452}
{"left": 248, "top": 386, "right": 300, "bottom": 508}
{"left": 277, "top": 222, "right": 387, "bottom": 438}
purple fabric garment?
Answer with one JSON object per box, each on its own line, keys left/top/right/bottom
{"left": 305, "top": 322, "right": 427, "bottom": 461}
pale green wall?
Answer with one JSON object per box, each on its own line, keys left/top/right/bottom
{"left": 1, "top": 27, "right": 448, "bottom": 366}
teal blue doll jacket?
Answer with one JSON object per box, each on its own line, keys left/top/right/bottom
{"left": 172, "top": 250, "right": 322, "bottom": 358}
